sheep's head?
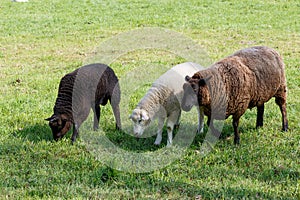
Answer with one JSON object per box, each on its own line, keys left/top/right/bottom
{"left": 182, "top": 75, "right": 211, "bottom": 111}
{"left": 45, "top": 114, "right": 72, "bottom": 140}
{"left": 129, "top": 108, "right": 151, "bottom": 137}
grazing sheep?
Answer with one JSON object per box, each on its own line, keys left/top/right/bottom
{"left": 129, "top": 62, "right": 205, "bottom": 146}
{"left": 181, "top": 46, "right": 288, "bottom": 145}
{"left": 46, "top": 63, "right": 121, "bottom": 143}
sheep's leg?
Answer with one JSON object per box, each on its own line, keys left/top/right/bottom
{"left": 275, "top": 96, "right": 288, "bottom": 131}
{"left": 174, "top": 109, "right": 181, "bottom": 130}
{"left": 207, "top": 115, "right": 221, "bottom": 138}
{"left": 166, "top": 120, "right": 175, "bottom": 147}
{"left": 232, "top": 115, "right": 241, "bottom": 145}
{"left": 71, "top": 123, "right": 79, "bottom": 144}
{"left": 92, "top": 105, "right": 100, "bottom": 131}
{"left": 256, "top": 104, "right": 264, "bottom": 128}
{"left": 166, "top": 110, "right": 181, "bottom": 147}
{"left": 197, "top": 106, "right": 205, "bottom": 134}
{"left": 154, "top": 117, "right": 165, "bottom": 145}
{"left": 71, "top": 105, "right": 90, "bottom": 143}
{"left": 110, "top": 100, "right": 121, "bottom": 130}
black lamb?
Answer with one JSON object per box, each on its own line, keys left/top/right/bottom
{"left": 46, "top": 63, "right": 121, "bottom": 143}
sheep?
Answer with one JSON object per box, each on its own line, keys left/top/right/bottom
{"left": 129, "top": 62, "right": 205, "bottom": 146}
{"left": 45, "top": 63, "right": 121, "bottom": 143}
{"left": 181, "top": 46, "right": 288, "bottom": 145}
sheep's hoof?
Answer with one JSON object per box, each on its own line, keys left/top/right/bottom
{"left": 154, "top": 138, "right": 162, "bottom": 145}
{"left": 116, "top": 124, "right": 121, "bottom": 131}
{"left": 197, "top": 128, "right": 204, "bottom": 134}
{"left": 282, "top": 125, "right": 288, "bottom": 132}
{"left": 234, "top": 138, "right": 240, "bottom": 145}
{"left": 256, "top": 125, "right": 263, "bottom": 129}
{"left": 154, "top": 135, "right": 162, "bottom": 145}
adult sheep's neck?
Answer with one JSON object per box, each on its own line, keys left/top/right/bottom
{"left": 137, "top": 84, "right": 172, "bottom": 118}
{"left": 194, "top": 65, "right": 227, "bottom": 106}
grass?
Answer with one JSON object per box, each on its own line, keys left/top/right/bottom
{"left": 0, "top": 0, "right": 299, "bottom": 199}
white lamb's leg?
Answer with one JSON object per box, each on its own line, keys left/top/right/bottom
{"left": 166, "top": 122, "right": 174, "bottom": 147}
{"left": 166, "top": 110, "right": 181, "bottom": 147}
{"left": 154, "top": 117, "right": 165, "bottom": 145}
{"left": 197, "top": 106, "right": 205, "bottom": 134}
{"left": 174, "top": 109, "right": 181, "bottom": 129}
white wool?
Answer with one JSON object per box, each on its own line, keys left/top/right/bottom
{"left": 131, "top": 62, "right": 204, "bottom": 146}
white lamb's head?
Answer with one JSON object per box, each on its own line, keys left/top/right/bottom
{"left": 129, "top": 108, "right": 151, "bottom": 136}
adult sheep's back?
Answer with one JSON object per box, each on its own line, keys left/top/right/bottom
{"left": 231, "top": 46, "right": 287, "bottom": 108}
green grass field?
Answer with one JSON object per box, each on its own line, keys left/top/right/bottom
{"left": 0, "top": 0, "right": 299, "bottom": 199}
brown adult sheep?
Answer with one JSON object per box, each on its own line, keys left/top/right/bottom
{"left": 46, "top": 63, "right": 121, "bottom": 143}
{"left": 181, "top": 46, "right": 288, "bottom": 144}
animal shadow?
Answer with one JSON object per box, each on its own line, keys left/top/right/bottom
{"left": 14, "top": 123, "right": 53, "bottom": 142}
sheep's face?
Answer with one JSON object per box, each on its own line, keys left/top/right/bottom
{"left": 182, "top": 75, "right": 210, "bottom": 111}
{"left": 182, "top": 76, "right": 199, "bottom": 111}
{"left": 129, "top": 109, "right": 151, "bottom": 136}
{"left": 45, "top": 114, "right": 72, "bottom": 140}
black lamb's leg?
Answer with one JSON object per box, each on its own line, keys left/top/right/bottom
{"left": 71, "top": 124, "right": 79, "bottom": 144}
{"left": 113, "top": 104, "right": 121, "bottom": 130}
{"left": 256, "top": 104, "right": 264, "bottom": 128}
{"left": 110, "top": 83, "right": 122, "bottom": 130}
{"left": 110, "top": 98, "right": 121, "bottom": 130}
{"left": 93, "top": 104, "right": 100, "bottom": 131}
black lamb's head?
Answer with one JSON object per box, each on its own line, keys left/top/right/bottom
{"left": 45, "top": 114, "right": 72, "bottom": 140}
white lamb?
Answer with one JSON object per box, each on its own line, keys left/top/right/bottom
{"left": 129, "top": 62, "right": 205, "bottom": 146}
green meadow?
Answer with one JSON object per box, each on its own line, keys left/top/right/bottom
{"left": 0, "top": 0, "right": 299, "bottom": 199}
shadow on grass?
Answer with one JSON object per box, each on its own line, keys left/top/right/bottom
{"left": 103, "top": 122, "right": 204, "bottom": 152}
{"left": 104, "top": 127, "right": 180, "bottom": 152}
{"left": 152, "top": 180, "right": 284, "bottom": 199}
{"left": 99, "top": 172, "right": 293, "bottom": 199}
{"left": 103, "top": 121, "right": 244, "bottom": 152}
{"left": 260, "top": 166, "right": 300, "bottom": 182}
{"left": 13, "top": 123, "right": 53, "bottom": 142}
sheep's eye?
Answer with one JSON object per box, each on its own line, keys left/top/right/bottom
{"left": 191, "top": 85, "right": 198, "bottom": 93}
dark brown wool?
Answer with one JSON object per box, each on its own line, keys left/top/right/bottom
{"left": 182, "top": 46, "right": 288, "bottom": 144}
{"left": 46, "top": 63, "right": 121, "bottom": 143}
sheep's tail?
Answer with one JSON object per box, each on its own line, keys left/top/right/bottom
{"left": 270, "top": 48, "right": 287, "bottom": 88}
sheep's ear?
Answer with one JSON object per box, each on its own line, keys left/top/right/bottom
{"left": 45, "top": 115, "right": 57, "bottom": 123}
{"left": 141, "top": 110, "right": 149, "bottom": 121}
{"left": 199, "top": 79, "right": 206, "bottom": 87}
{"left": 185, "top": 75, "right": 191, "bottom": 82}
{"left": 199, "top": 76, "right": 212, "bottom": 87}
{"left": 45, "top": 117, "right": 52, "bottom": 121}
{"left": 129, "top": 114, "right": 133, "bottom": 120}
{"left": 129, "top": 110, "right": 138, "bottom": 120}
